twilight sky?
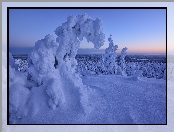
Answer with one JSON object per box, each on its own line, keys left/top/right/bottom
{"left": 9, "top": 8, "right": 166, "bottom": 54}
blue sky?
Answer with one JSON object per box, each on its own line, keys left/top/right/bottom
{"left": 9, "top": 8, "right": 166, "bottom": 54}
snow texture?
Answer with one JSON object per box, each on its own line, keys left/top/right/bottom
{"left": 7, "top": 14, "right": 167, "bottom": 126}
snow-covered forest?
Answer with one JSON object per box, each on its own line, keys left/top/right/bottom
{"left": 9, "top": 14, "right": 167, "bottom": 124}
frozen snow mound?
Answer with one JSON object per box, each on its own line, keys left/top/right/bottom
{"left": 45, "top": 76, "right": 65, "bottom": 110}
{"left": 9, "top": 54, "right": 31, "bottom": 124}
{"left": 128, "top": 70, "right": 143, "bottom": 81}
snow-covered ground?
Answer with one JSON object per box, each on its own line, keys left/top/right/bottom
{"left": 82, "top": 75, "right": 166, "bottom": 124}
{"left": 9, "top": 53, "right": 167, "bottom": 124}
{"left": 13, "top": 74, "right": 166, "bottom": 124}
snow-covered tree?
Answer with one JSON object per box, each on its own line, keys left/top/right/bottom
{"left": 119, "top": 47, "right": 128, "bottom": 76}
{"left": 54, "top": 14, "right": 105, "bottom": 74}
{"left": 95, "top": 35, "right": 118, "bottom": 75}
{"left": 155, "top": 62, "right": 166, "bottom": 79}
{"left": 95, "top": 55, "right": 106, "bottom": 75}
{"left": 15, "top": 59, "right": 28, "bottom": 71}
{"left": 26, "top": 14, "right": 105, "bottom": 113}
{"left": 142, "top": 62, "right": 154, "bottom": 78}
{"left": 53, "top": 14, "right": 105, "bottom": 112}
{"left": 142, "top": 62, "right": 166, "bottom": 79}
{"left": 101, "top": 35, "right": 118, "bottom": 74}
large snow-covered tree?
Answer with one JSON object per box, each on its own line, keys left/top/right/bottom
{"left": 27, "top": 14, "right": 105, "bottom": 113}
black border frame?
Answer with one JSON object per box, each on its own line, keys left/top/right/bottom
{"left": 7, "top": 7, "right": 167, "bottom": 125}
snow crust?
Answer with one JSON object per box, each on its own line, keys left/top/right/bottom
{"left": 10, "top": 74, "right": 166, "bottom": 124}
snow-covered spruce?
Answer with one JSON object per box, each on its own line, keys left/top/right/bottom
{"left": 119, "top": 47, "right": 128, "bottom": 76}
{"left": 100, "top": 35, "right": 118, "bottom": 75}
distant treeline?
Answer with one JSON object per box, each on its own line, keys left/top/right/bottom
{"left": 13, "top": 54, "right": 166, "bottom": 63}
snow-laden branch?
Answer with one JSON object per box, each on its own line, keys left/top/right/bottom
{"left": 54, "top": 14, "right": 105, "bottom": 75}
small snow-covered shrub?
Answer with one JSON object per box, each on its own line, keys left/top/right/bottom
{"left": 129, "top": 70, "right": 143, "bottom": 81}
{"left": 154, "top": 62, "right": 166, "bottom": 79}
{"left": 95, "top": 57, "right": 107, "bottom": 75}
{"left": 15, "top": 59, "right": 28, "bottom": 71}
{"left": 126, "top": 62, "right": 136, "bottom": 76}
{"left": 142, "top": 62, "right": 166, "bottom": 79}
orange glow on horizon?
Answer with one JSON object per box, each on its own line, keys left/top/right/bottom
{"left": 128, "top": 48, "right": 166, "bottom": 54}
{"left": 125, "top": 42, "right": 166, "bottom": 54}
